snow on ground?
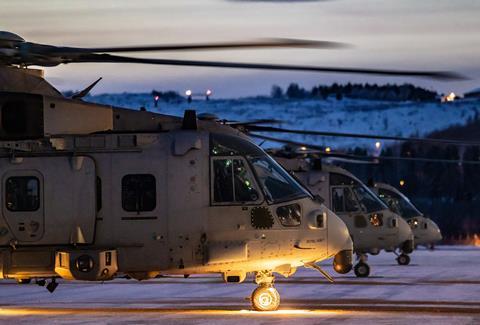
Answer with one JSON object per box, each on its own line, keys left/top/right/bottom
{"left": 0, "top": 246, "right": 479, "bottom": 324}
{"left": 85, "top": 94, "right": 480, "bottom": 149}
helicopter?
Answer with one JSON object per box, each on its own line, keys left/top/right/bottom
{"left": 270, "top": 151, "right": 413, "bottom": 277}
{"left": 239, "top": 126, "right": 478, "bottom": 272}
{"left": 371, "top": 182, "right": 442, "bottom": 252}
{"left": 0, "top": 30, "right": 461, "bottom": 311}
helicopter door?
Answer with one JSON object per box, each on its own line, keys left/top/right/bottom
{"left": 2, "top": 171, "right": 44, "bottom": 242}
{"left": 1, "top": 156, "right": 96, "bottom": 245}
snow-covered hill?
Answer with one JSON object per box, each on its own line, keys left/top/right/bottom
{"left": 85, "top": 93, "right": 480, "bottom": 150}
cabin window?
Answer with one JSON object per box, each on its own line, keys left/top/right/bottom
{"left": 122, "top": 174, "right": 156, "bottom": 212}
{"left": 5, "top": 176, "right": 40, "bottom": 211}
{"left": 276, "top": 204, "right": 301, "bottom": 227}
{"left": 212, "top": 157, "right": 260, "bottom": 204}
{"left": 369, "top": 213, "right": 383, "bottom": 227}
{"left": 354, "top": 215, "right": 367, "bottom": 228}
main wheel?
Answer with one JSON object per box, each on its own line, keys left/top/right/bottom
{"left": 397, "top": 254, "right": 411, "bottom": 265}
{"left": 354, "top": 262, "right": 370, "bottom": 277}
{"left": 251, "top": 286, "right": 280, "bottom": 311}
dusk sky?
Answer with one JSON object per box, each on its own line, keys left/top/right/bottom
{"left": 1, "top": 0, "right": 479, "bottom": 97}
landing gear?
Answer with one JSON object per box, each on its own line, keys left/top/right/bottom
{"left": 16, "top": 278, "right": 31, "bottom": 284}
{"left": 396, "top": 253, "right": 410, "bottom": 265}
{"left": 354, "top": 254, "right": 370, "bottom": 278}
{"left": 354, "top": 262, "right": 370, "bottom": 277}
{"left": 251, "top": 271, "right": 280, "bottom": 311}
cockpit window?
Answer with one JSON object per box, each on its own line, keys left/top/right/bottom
{"left": 352, "top": 186, "right": 387, "bottom": 213}
{"left": 332, "top": 187, "right": 361, "bottom": 213}
{"left": 249, "top": 156, "right": 309, "bottom": 203}
{"left": 378, "top": 188, "right": 422, "bottom": 219}
{"left": 330, "top": 173, "right": 359, "bottom": 186}
{"left": 212, "top": 157, "right": 261, "bottom": 204}
{"left": 211, "top": 133, "right": 264, "bottom": 157}
{"left": 330, "top": 173, "right": 387, "bottom": 213}
{"left": 210, "top": 133, "right": 309, "bottom": 204}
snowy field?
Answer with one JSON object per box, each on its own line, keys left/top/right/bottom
{"left": 86, "top": 94, "right": 480, "bottom": 149}
{"left": 0, "top": 246, "right": 479, "bottom": 324}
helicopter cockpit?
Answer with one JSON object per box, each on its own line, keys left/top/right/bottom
{"left": 377, "top": 186, "right": 422, "bottom": 220}
{"left": 330, "top": 172, "right": 388, "bottom": 219}
{"left": 372, "top": 183, "right": 442, "bottom": 248}
{"left": 210, "top": 133, "right": 310, "bottom": 207}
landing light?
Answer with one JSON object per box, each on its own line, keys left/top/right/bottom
{"left": 325, "top": 147, "right": 331, "bottom": 153}
{"left": 185, "top": 89, "right": 192, "bottom": 96}
{"left": 399, "top": 179, "right": 405, "bottom": 186}
{"left": 375, "top": 141, "right": 381, "bottom": 149}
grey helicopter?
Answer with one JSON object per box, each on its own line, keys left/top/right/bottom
{"left": 0, "top": 31, "right": 462, "bottom": 311}
{"left": 0, "top": 32, "right": 455, "bottom": 311}
{"left": 268, "top": 150, "right": 413, "bottom": 277}
{"left": 371, "top": 182, "right": 442, "bottom": 252}
{"left": 239, "top": 126, "right": 480, "bottom": 274}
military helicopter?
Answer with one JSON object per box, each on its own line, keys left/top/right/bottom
{"left": 269, "top": 151, "right": 413, "bottom": 277}
{"left": 240, "top": 127, "right": 479, "bottom": 272}
{"left": 371, "top": 182, "right": 442, "bottom": 252}
{"left": 0, "top": 30, "right": 462, "bottom": 311}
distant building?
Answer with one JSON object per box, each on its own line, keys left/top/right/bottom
{"left": 464, "top": 88, "right": 480, "bottom": 99}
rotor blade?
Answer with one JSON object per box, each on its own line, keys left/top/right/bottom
{"left": 244, "top": 125, "right": 480, "bottom": 146}
{"left": 248, "top": 133, "right": 480, "bottom": 165}
{"left": 225, "top": 119, "right": 284, "bottom": 126}
{"left": 50, "top": 38, "right": 349, "bottom": 54}
{"left": 65, "top": 53, "right": 465, "bottom": 81}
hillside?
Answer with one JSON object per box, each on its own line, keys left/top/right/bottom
{"left": 85, "top": 93, "right": 480, "bottom": 150}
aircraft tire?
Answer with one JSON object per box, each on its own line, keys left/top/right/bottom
{"left": 354, "top": 262, "right": 370, "bottom": 277}
{"left": 397, "top": 254, "right": 411, "bottom": 265}
{"left": 251, "top": 285, "right": 280, "bottom": 311}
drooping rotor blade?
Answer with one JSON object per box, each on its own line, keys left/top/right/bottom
{"left": 249, "top": 133, "right": 480, "bottom": 165}
{"left": 244, "top": 125, "right": 480, "bottom": 146}
{"left": 50, "top": 38, "right": 349, "bottom": 54}
{"left": 60, "top": 53, "right": 464, "bottom": 81}
{"left": 0, "top": 31, "right": 466, "bottom": 80}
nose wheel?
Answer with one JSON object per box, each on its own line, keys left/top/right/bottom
{"left": 354, "top": 254, "right": 370, "bottom": 277}
{"left": 251, "top": 285, "right": 280, "bottom": 311}
{"left": 354, "top": 262, "right": 370, "bottom": 277}
{"left": 251, "top": 270, "right": 280, "bottom": 311}
{"left": 396, "top": 253, "right": 411, "bottom": 265}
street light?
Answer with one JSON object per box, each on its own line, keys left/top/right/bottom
{"left": 185, "top": 89, "right": 192, "bottom": 103}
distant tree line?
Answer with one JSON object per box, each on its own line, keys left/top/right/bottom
{"left": 271, "top": 83, "right": 438, "bottom": 101}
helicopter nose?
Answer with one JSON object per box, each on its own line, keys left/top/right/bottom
{"left": 327, "top": 210, "right": 353, "bottom": 255}
{"left": 397, "top": 216, "right": 415, "bottom": 253}
{"left": 430, "top": 220, "right": 443, "bottom": 242}
{"left": 326, "top": 211, "right": 353, "bottom": 273}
